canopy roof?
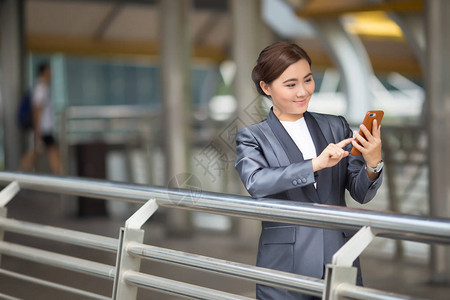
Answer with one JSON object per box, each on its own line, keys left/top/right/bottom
{"left": 24, "top": 0, "right": 421, "bottom": 74}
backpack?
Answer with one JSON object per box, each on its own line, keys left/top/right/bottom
{"left": 17, "top": 89, "right": 33, "bottom": 130}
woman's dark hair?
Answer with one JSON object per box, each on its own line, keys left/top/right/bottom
{"left": 252, "top": 42, "right": 311, "bottom": 96}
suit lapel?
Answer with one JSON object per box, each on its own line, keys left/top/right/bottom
{"left": 267, "top": 109, "right": 304, "bottom": 162}
{"left": 267, "top": 109, "right": 319, "bottom": 203}
{"left": 304, "top": 112, "right": 333, "bottom": 203}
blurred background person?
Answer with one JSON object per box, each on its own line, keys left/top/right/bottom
{"left": 19, "top": 62, "right": 61, "bottom": 175}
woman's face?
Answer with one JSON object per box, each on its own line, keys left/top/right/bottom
{"left": 260, "top": 59, "right": 315, "bottom": 121}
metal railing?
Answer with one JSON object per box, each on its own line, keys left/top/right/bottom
{"left": 0, "top": 171, "right": 449, "bottom": 299}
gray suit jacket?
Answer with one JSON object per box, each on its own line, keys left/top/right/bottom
{"left": 235, "top": 109, "right": 382, "bottom": 299}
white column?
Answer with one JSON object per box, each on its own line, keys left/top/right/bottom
{"left": 160, "top": 0, "right": 192, "bottom": 235}
{"left": 231, "top": 0, "right": 267, "bottom": 126}
{"left": 0, "top": 0, "right": 25, "bottom": 170}
{"left": 426, "top": 0, "right": 450, "bottom": 283}
{"left": 230, "top": 0, "right": 265, "bottom": 248}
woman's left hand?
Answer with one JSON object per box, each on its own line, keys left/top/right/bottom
{"left": 351, "top": 119, "right": 382, "bottom": 171}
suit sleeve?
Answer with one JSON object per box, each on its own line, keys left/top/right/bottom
{"left": 235, "top": 127, "right": 316, "bottom": 199}
{"left": 341, "top": 116, "right": 383, "bottom": 204}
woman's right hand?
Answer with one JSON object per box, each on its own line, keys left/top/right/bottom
{"left": 312, "top": 138, "right": 353, "bottom": 172}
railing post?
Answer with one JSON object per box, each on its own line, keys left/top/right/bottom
{"left": 323, "top": 265, "right": 357, "bottom": 300}
{"left": 0, "top": 181, "right": 21, "bottom": 266}
{"left": 323, "top": 226, "right": 376, "bottom": 300}
{"left": 0, "top": 181, "right": 20, "bottom": 208}
{"left": 112, "top": 199, "right": 158, "bottom": 300}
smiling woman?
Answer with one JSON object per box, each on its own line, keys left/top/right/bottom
{"left": 235, "top": 42, "right": 384, "bottom": 300}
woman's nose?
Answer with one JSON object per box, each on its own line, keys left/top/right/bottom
{"left": 296, "top": 85, "right": 308, "bottom": 97}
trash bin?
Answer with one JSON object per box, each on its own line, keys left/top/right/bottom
{"left": 75, "top": 142, "right": 108, "bottom": 217}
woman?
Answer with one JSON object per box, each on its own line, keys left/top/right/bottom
{"left": 235, "top": 42, "right": 383, "bottom": 299}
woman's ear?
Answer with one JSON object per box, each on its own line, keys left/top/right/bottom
{"left": 260, "top": 81, "right": 271, "bottom": 96}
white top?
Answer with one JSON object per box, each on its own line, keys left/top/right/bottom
{"left": 32, "top": 79, "right": 53, "bottom": 135}
{"left": 281, "top": 117, "right": 317, "bottom": 187}
{"left": 281, "top": 117, "right": 317, "bottom": 160}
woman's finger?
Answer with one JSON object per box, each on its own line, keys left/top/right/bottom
{"left": 359, "top": 124, "right": 374, "bottom": 143}
{"left": 336, "top": 138, "right": 354, "bottom": 149}
{"left": 354, "top": 130, "right": 369, "bottom": 147}
{"left": 352, "top": 139, "right": 366, "bottom": 154}
{"left": 372, "top": 119, "right": 381, "bottom": 139}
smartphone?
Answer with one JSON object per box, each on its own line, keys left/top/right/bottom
{"left": 350, "top": 110, "right": 384, "bottom": 156}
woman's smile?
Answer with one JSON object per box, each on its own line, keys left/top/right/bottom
{"left": 293, "top": 99, "right": 308, "bottom": 104}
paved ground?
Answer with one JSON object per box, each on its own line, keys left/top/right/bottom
{"left": 0, "top": 190, "right": 449, "bottom": 299}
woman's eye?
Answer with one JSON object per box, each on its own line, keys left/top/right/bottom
{"left": 286, "top": 84, "right": 296, "bottom": 88}
{"left": 305, "top": 77, "right": 313, "bottom": 83}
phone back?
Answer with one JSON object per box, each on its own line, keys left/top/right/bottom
{"left": 350, "top": 110, "right": 384, "bottom": 156}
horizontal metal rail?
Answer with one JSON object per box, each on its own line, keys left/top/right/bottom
{"left": 0, "top": 220, "right": 408, "bottom": 300}
{"left": 63, "top": 105, "right": 158, "bottom": 120}
{"left": 1, "top": 172, "right": 449, "bottom": 245}
{"left": 0, "top": 217, "right": 117, "bottom": 252}
{"left": 0, "top": 269, "right": 111, "bottom": 300}
{"left": 0, "top": 217, "right": 323, "bottom": 297}
{"left": 123, "top": 270, "right": 253, "bottom": 300}
{"left": 127, "top": 242, "right": 323, "bottom": 297}
{"left": 0, "top": 292, "right": 20, "bottom": 300}
{"left": 336, "top": 283, "right": 412, "bottom": 300}
{"left": 0, "top": 171, "right": 437, "bottom": 299}
{"left": 0, "top": 241, "right": 115, "bottom": 280}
